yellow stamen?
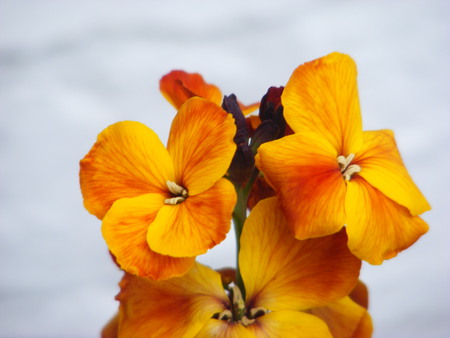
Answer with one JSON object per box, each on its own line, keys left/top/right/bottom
{"left": 337, "top": 154, "right": 361, "bottom": 181}
{"left": 164, "top": 180, "right": 188, "bottom": 205}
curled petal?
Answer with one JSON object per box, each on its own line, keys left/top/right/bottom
{"left": 102, "top": 194, "right": 195, "bottom": 280}
{"left": 282, "top": 52, "right": 363, "bottom": 155}
{"left": 117, "top": 263, "right": 229, "bottom": 337}
{"left": 240, "top": 198, "right": 361, "bottom": 311}
{"left": 80, "top": 121, "right": 174, "bottom": 219}
{"left": 308, "top": 297, "right": 373, "bottom": 338}
{"left": 167, "top": 97, "right": 236, "bottom": 196}
{"left": 256, "top": 133, "right": 346, "bottom": 239}
{"left": 147, "top": 178, "right": 236, "bottom": 257}
{"left": 160, "top": 70, "right": 223, "bottom": 109}
{"left": 345, "top": 177, "right": 429, "bottom": 264}
{"left": 356, "top": 130, "right": 431, "bottom": 216}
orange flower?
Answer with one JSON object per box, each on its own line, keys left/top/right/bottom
{"left": 113, "top": 198, "right": 368, "bottom": 337}
{"left": 256, "top": 52, "right": 431, "bottom": 264}
{"left": 80, "top": 97, "right": 237, "bottom": 280}
{"left": 160, "top": 70, "right": 259, "bottom": 115}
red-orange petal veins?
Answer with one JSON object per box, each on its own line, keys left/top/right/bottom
{"left": 117, "top": 263, "right": 229, "bottom": 337}
{"left": 355, "top": 129, "right": 431, "bottom": 216}
{"left": 167, "top": 97, "right": 237, "bottom": 196}
{"left": 240, "top": 197, "right": 361, "bottom": 311}
{"left": 147, "top": 178, "right": 236, "bottom": 257}
{"left": 256, "top": 133, "right": 346, "bottom": 239}
{"left": 345, "top": 177, "right": 429, "bottom": 264}
{"left": 282, "top": 52, "right": 363, "bottom": 155}
{"left": 160, "top": 70, "right": 223, "bottom": 109}
{"left": 80, "top": 121, "right": 174, "bottom": 219}
{"left": 102, "top": 194, "right": 195, "bottom": 280}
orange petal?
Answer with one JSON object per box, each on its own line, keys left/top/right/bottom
{"left": 147, "top": 178, "right": 236, "bottom": 257}
{"left": 102, "top": 194, "right": 195, "bottom": 280}
{"left": 256, "top": 133, "right": 346, "bottom": 239}
{"left": 240, "top": 197, "right": 361, "bottom": 311}
{"left": 194, "top": 320, "right": 254, "bottom": 338}
{"left": 308, "top": 297, "right": 373, "bottom": 338}
{"left": 101, "top": 313, "right": 118, "bottom": 338}
{"left": 160, "top": 70, "right": 223, "bottom": 109}
{"left": 239, "top": 101, "right": 260, "bottom": 116}
{"left": 356, "top": 129, "right": 431, "bottom": 216}
{"left": 345, "top": 177, "right": 429, "bottom": 264}
{"left": 282, "top": 52, "right": 363, "bottom": 155}
{"left": 167, "top": 97, "right": 236, "bottom": 196}
{"left": 80, "top": 121, "right": 174, "bottom": 219}
{"left": 248, "top": 311, "right": 332, "bottom": 338}
{"left": 117, "top": 263, "right": 229, "bottom": 337}
{"left": 349, "top": 280, "right": 369, "bottom": 309}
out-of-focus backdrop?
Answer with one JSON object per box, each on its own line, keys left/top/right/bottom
{"left": 1, "top": 0, "right": 449, "bottom": 337}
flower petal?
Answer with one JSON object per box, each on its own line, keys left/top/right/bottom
{"left": 248, "top": 311, "right": 332, "bottom": 338}
{"left": 167, "top": 97, "right": 236, "bottom": 195}
{"left": 102, "top": 194, "right": 195, "bottom": 280}
{"left": 117, "top": 263, "right": 229, "bottom": 338}
{"left": 101, "top": 313, "right": 118, "bottom": 338}
{"left": 80, "top": 121, "right": 174, "bottom": 219}
{"left": 345, "top": 177, "right": 429, "bottom": 264}
{"left": 356, "top": 129, "right": 431, "bottom": 216}
{"left": 159, "top": 70, "right": 223, "bottom": 109}
{"left": 349, "top": 280, "right": 369, "bottom": 309}
{"left": 282, "top": 52, "right": 363, "bottom": 155}
{"left": 147, "top": 178, "right": 236, "bottom": 257}
{"left": 239, "top": 101, "right": 260, "bottom": 116}
{"left": 308, "top": 297, "right": 373, "bottom": 338}
{"left": 194, "top": 320, "right": 255, "bottom": 338}
{"left": 256, "top": 133, "right": 346, "bottom": 239}
{"left": 240, "top": 197, "right": 361, "bottom": 311}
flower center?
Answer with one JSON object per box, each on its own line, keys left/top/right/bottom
{"left": 213, "top": 284, "right": 269, "bottom": 327}
{"left": 164, "top": 180, "right": 188, "bottom": 205}
{"left": 337, "top": 153, "right": 361, "bottom": 181}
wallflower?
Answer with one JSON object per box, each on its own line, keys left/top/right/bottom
{"left": 160, "top": 70, "right": 259, "bottom": 115}
{"left": 112, "top": 198, "right": 369, "bottom": 337}
{"left": 256, "top": 52, "right": 431, "bottom": 264}
{"left": 80, "top": 97, "right": 237, "bottom": 279}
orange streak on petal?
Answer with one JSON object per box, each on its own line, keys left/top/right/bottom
{"left": 102, "top": 194, "right": 194, "bottom": 280}
{"left": 117, "top": 263, "right": 229, "bottom": 338}
{"left": 167, "top": 97, "right": 236, "bottom": 195}
{"left": 159, "top": 70, "right": 222, "bottom": 109}
{"left": 345, "top": 177, "right": 429, "bottom": 264}
{"left": 256, "top": 133, "right": 346, "bottom": 239}
{"left": 148, "top": 178, "right": 236, "bottom": 257}
{"left": 308, "top": 297, "right": 373, "bottom": 338}
{"left": 80, "top": 121, "right": 174, "bottom": 219}
{"left": 282, "top": 52, "right": 363, "bottom": 154}
{"left": 240, "top": 198, "right": 361, "bottom": 311}
{"left": 356, "top": 130, "right": 431, "bottom": 216}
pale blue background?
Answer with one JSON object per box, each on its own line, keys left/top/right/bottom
{"left": 1, "top": 0, "right": 449, "bottom": 337}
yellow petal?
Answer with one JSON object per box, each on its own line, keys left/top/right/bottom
{"left": 248, "top": 311, "right": 332, "bottom": 338}
{"left": 80, "top": 121, "right": 174, "bottom": 219}
{"left": 282, "top": 52, "right": 363, "bottom": 155}
{"left": 194, "top": 320, "right": 255, "bottom": 338}
{"left": 117, "top": 263, "right": 229, "bottom": 338}
{"left": 147, "top": 178, "right": 236, "bottom": 257}
{"left": 308, "top": 297, "right": 373, "bottom": 338}
{"left": 159, "top": 70, "right": 223, "bottom": 109}
{"left": 167, "top": 97, "right": 236, "bottom": 196}
{"left": 256, "top": 133, "right": 346, "bottom": 239}
{"left": 345, "top": 177, "right": 429, "bottom": 264}
{"left": 356, "top": 129, "right": 431, "bottom": 215}
{"left": 240, "top": 198, "right": 361, "bottom": 311}
{"left": 102, "top": 194, "right": 195, "bottom": 280}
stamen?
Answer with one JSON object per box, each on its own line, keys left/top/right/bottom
{"left": 337, "top": 153, "right": 361, "bottom": 181}
{"left": 217, "top": 310, "right": 232, "bottom": 321}
{"left": 249, "top": 307, "right": 268, "bottom": 319}
{"left": 164, "top": 180, "right": 188, "bottom": 205}
{"left": 240, "top": 316, "right": 255, "bottom": 327}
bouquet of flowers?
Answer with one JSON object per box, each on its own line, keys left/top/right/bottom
{"left": 80, "top": 52, "right": 430, "bottom": 337}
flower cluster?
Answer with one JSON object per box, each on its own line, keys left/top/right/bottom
{"left": 80, "top": 52, "right": 430, "bottom": 337}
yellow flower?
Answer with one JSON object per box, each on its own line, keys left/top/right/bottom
{"left": 160, "top": 70, "right": 259, "bottom": 115}
{"left": 256, "top": 52, "right": 431, "bottom": 264}
{"left": 112, "top": 198, "right": 368, "bottom": 337}
{"left": 80, "top": 97, "right": 237, "bottom": 280}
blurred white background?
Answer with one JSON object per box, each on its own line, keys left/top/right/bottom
{"left": 1, "top": 0, "right": 449, "bottom": 337}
